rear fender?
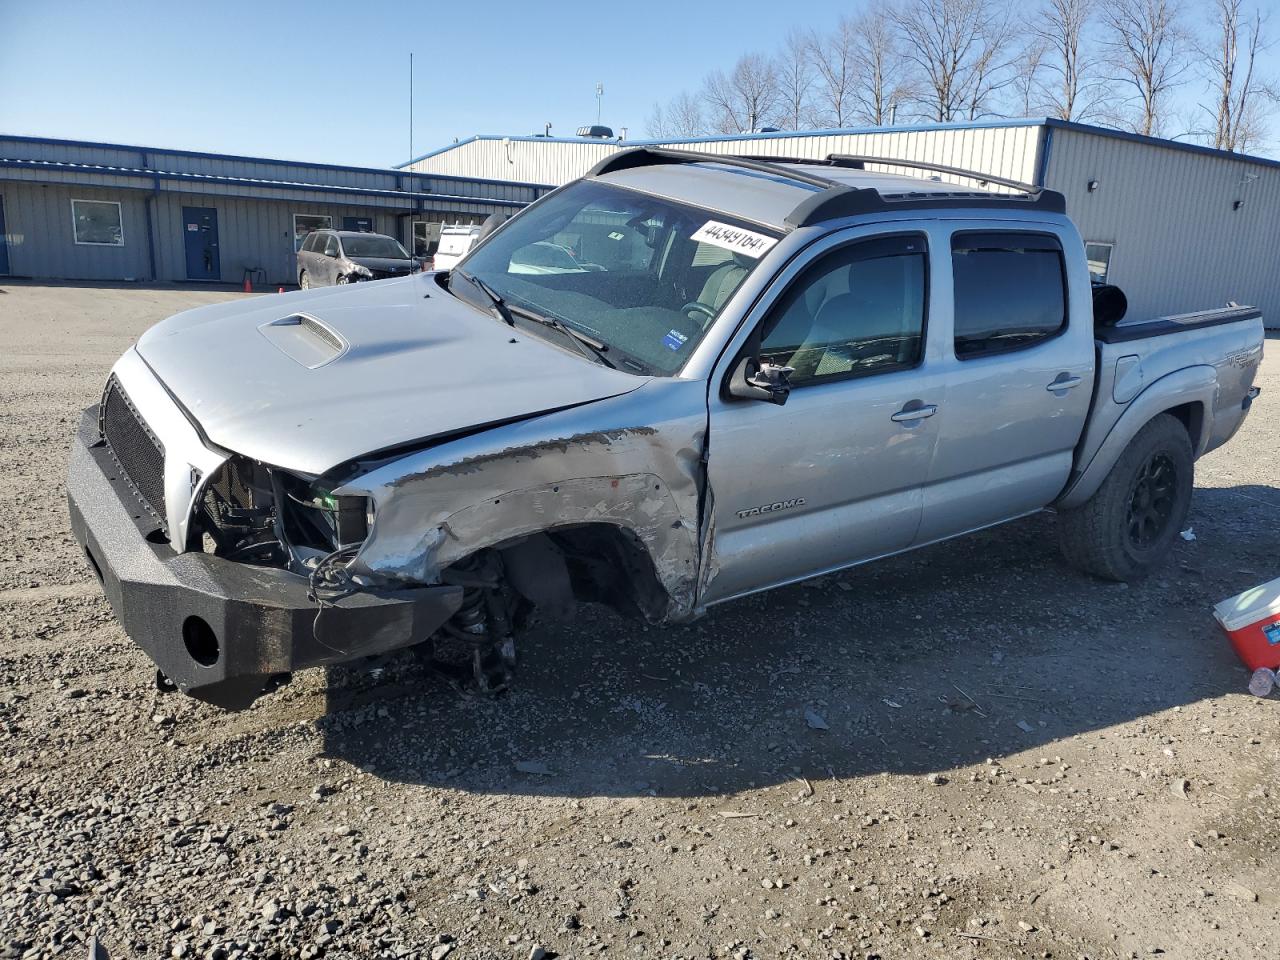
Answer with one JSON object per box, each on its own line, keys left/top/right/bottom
{"left": 1055, "top": 365, "right": 1215, "bottom": 510}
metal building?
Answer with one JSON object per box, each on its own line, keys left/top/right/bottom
{"left": 0, "top": 135, "right": 547, "bottom": 285}
{"left": 401, "top": 119, "right": 1280, "bottom": 328}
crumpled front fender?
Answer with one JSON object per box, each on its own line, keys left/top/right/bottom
{"left": 339, "top": 383, "right": 709, "bottom": 621}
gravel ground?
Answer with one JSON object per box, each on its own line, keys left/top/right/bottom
{"left": 1, "top": 281, "right": 1277, "bottom": 960}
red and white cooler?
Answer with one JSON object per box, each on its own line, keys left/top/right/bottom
{"left": 1214, "top": 577, "right": 1280, "bottom": 672}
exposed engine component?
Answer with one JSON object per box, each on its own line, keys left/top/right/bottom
{"left": 435, "top": 552, "right": 518, "bottom": 694}
{"left": 191, "top": 456, "right": 280, "bottom": 561}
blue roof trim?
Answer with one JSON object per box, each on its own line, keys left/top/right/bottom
{"left": 400, "top": 117, "right": 1280, "bottom": 172}
{"left": 0, "top": 158, "right": 530, "bottom": 207}
{"left": 394, "top": 119, "right": 1051, "bottom": 167}
{"left": 398, "top": 135, "right": 487, "bottom": 167}
{"left": 1041, "top": 117, "right": 1280, "bottom": 170}
{"left": 0, "top": 133, "right": 553, "bottom": 191}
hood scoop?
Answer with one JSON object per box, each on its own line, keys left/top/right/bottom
{"left": 258, "top": 313, "right": 348, "bottom": 368}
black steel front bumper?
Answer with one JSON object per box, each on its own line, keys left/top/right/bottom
{"left": 66, "top": 407, "right": 463, "bottom": 710}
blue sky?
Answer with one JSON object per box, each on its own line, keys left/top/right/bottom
{"left": 2, "top": 0, "right": 1276, "bottom": 168}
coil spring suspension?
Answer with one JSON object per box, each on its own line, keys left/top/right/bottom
{"left": 438, "top": 553, "right": 516, "bottom": 693}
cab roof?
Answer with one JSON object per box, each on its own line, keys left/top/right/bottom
{"left": 588, "top": 148, "right": 1066, "bottom": 231}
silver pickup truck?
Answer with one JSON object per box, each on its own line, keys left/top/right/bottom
{"left": 67, "top": 149, "right": 1265, "bottom": 709}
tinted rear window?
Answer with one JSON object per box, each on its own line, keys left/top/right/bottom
{"left": 951, "top": 232, "right": 1066, "bottom": 359}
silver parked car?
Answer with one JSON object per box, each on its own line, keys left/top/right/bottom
{"left": 68, "top": 148, "right": 1264, "bottom": 710}
{"left": 296, "top": 229, "right": 415, "bottom": 288}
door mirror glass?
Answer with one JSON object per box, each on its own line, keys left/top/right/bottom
{"left": 728, "top": 355, "right": 793, "bottom": 405}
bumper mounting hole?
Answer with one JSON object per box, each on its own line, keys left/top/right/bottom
{"left": 182, "top": 616, "right": 220, "bottom": 667}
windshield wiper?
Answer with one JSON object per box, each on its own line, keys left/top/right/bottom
{"left": 511, "top": 306, "right": 617, "bottom": 370}
{"left": 450, "top": 269, "right": 514, "bottom": 327}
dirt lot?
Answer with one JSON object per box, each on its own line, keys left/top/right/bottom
{"left": 0, "top": 281, "right": 1277, "bottom": 960}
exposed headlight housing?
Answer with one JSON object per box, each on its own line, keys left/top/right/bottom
{"left": 311, "top": 489, "right": 373, "bottom": 547}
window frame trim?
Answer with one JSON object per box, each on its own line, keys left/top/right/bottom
{"left": 293, "top": 214, "right": 333, "bottom": 252}
{"left": 748, "top": 231, "right": 932, "bottom": 391}
{"left": 1084, "top": 239, "right": 1114, "bottom": 284}
{"left": 70, "top": 198, "right": 124, "bottom": 247}
{"left": 949, "top": 229, "right": 1070, "bottom": 363}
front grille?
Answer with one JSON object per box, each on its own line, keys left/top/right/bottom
{"left": 100, "top": 377, "right": 167, "bottom": 530}
{"left": 370, "top": 267, "right": 408, "bottom": 280}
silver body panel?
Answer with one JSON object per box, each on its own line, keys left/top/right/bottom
{"left": 105, "top": 160, "right": 1264, "bottom": 619}
{"left": 133, "top": 274, "right": 646, "bottom": 477}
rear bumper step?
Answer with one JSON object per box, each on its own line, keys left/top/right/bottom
{"left": 66, "top": 407, "right": 463, "bottom": 710}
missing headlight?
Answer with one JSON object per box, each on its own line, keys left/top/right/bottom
{"left": 280, "top": 474, "right": 371, "bottom": 551}
{"left": 192, "top": 456, "right": 281, "bottom": 562}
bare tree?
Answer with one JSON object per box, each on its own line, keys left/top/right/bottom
{"left": 702, "top": 53, "right": 783, "bottom": 134}
{"left": 1011, "top": 38, "right": 1050, "bottom": 116}
{"left": 964, "top": 3, "right": 1021, "bottom": 119}
{"left": 645, "top": 101, "right": 671, "bottom": 139}
{"left": 892, "top": 0, "right": 1016, "bottom": 122}
{"left": 1100, "top": 0, "right": 1191, "bottom": 136}
{"left": 1035, "top": 0, "right": 1109, "bottom": 119}
{"left": 809, "top": 17, "right": 858, "bottom": 127}
{"left": 668, "top": 91, "right": 707, "bottom": 138}
{"left": 644, "top": 91, "right": 706, "bottom": 139}
{"left": 850, "top": 6, "right": 912, "bottom": 124}
{"left": 775, "top": 30, "right": 815, "bottom": 130}
{"left": 1200, "top": 0, "right": 1276, "bottom": 152}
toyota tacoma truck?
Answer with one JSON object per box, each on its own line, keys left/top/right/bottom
{"left": 67, "top": 149, "right": 1265, "bottom": 710}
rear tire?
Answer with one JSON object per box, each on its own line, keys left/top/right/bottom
{"left": 299, "top": 270, "right": 311, "bottom": 289}
{"left": 1057, "top": 413, "right": 1194, "bottom": 582}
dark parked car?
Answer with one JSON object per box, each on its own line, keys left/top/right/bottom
{"left": 296, "top": 229, "right": 416, "bottom": 288}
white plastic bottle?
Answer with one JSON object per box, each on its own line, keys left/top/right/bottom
{"left": 1248, "top": 668, "right": 1276, "bottom": 698}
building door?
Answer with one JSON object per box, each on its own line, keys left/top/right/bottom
{"left": 343, "top": 216, "right": 373, "bottom": 232}
{"left": 183, "top": 207, "right": 221, "bottom": 281}
{"left": 0, "top": 196, "right": 9, "bottom": 275}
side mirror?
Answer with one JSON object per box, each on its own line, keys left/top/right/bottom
{"left": 727, "top": 355, "right": 793, "bottom": 406}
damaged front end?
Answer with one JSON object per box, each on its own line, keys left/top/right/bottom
{"left": 67, "top": 408, "right": 465, "bottom": 711}
{"left": 69, "top": 345, "right": 710, "bottom": 711}
{"left": 189, "top": 456, "right": 525, "bottom": 696}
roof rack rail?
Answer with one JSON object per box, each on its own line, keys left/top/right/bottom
{"left": 728, "top": 153, "right": 1045, "bottom": 195}
{"left": 825, "top": 154, "right": 1044, "bottom": 196}
{"left": 783, "top": 185, "right": 1065, "bottom": 227}
{"left": 586, "top": 146, "right": 1066, "bottom": 227}
{"left": 586, "top": 147, "right": 839, "bottom": 190}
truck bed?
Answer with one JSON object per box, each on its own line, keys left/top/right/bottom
{"left": 1096, "top": 305, "right": 1262, "bottom": 343}
{"left": 1059, "top": 304, "right": 1265, "bottom": 510}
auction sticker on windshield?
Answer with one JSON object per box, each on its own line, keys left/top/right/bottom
{"left": 691, "top": 221, "right": 778, "bottom": 258}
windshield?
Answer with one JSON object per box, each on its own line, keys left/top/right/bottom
{"left": 455, "top": 181, "right": 781, "bottom": 375}
{"left": 342, "top": 235, "right": 410, "bottom": 259}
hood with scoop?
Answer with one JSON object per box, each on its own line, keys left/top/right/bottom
{"left": 135, "top": 274, "right": 647, "bottom": 476}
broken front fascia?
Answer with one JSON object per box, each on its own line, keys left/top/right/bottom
{"left": 337, "top": 383, "right": 709, "bottom": 622}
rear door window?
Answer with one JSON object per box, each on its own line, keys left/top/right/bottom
{"left": 951, "top": 232, "right": 1067, "bottom": 359}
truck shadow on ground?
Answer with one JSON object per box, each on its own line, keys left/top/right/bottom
{"left": 316, "top": 484, "right": 1276, "bottom": 798}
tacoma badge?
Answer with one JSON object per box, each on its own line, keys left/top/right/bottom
{"left": 736, "top": 498, "right": 805, "bottom": 519}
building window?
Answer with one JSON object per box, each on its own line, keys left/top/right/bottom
{"left": 1085, "top": 241, "right": 1114, "bottom": 283}
{"left": 71, "top": 199, "right": 124, "bottom": 246}
{"left": 293, "top": 214, "right": 332, "bottom": 252}
{"left": 951, "top": 231, "right": 1067, "bottom": 359}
